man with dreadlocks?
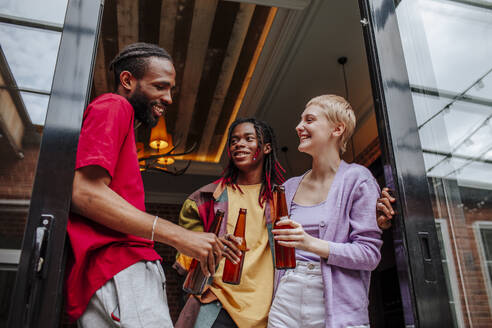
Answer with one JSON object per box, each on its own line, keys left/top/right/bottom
{"left": 66, "top": 43, "right": 224, "bottom": 327}
{"left": 174, "top": 118, "right": 285, "bottom": 328}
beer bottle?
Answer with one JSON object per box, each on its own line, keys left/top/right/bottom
{"left": 274, "top": 185, "right": 296, "bottom": 269}
{"left": 222, "top": 208, "right": 247, "bottom": 285}
{"left": 183, "top": 209, "right": 225, "bottom": 294}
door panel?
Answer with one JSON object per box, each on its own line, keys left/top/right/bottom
{"left": 4, "top": 0, "right": 103, "bottom": 327}
{"left": 359, "top": 0, "right": 454, "bottom": 326}
{"left": 390, "top": 1, "right": 492, "bottom": 326}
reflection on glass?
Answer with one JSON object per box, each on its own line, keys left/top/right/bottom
{"left": 0, "top": 0, "right": 68, "bottom": 25}
{"left": 474, "top": 222, "right": 492, "bottom": 315}
{"left": 436, "top": 220, "right": 463, "bottom": 328}
{"left": 20, "top": 92, "right": 49, "bottom": 125}
{"left": 0, "top": 1, "right": 67, "bottom": 324}
{"left": 396, "top": 0, "right": 492, "bottom": 326}
{"left": 0, "top": 18, "right": 62, "bottom": 126}
{"left": 0, "top": 23, "right": 60, "bottom": 92}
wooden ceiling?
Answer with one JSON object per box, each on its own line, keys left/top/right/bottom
{"left": 91, "top": 0, "right": 276, "bottom": 163}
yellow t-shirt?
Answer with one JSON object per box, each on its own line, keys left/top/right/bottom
{"left": 210, "top": 184, "right": 274, "bottom": 328}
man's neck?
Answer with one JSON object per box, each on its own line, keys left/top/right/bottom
{"left": 236, "top": 167, "right": 262, "bottom": 185}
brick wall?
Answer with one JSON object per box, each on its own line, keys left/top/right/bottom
{"left": 0, "top": 144, "right": 39, "bottom": 200}
{"left": 146, "top": 202, "right": 187, "bottom": 323}
{"left": 0, "top": 144, "right": 39, "bottom": 249}
{"left": 430, "top": 180, "right": 492, "bottom": 327}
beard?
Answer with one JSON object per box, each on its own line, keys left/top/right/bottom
{"left": 128, "top": 85, "right": 159, "bottom": 128}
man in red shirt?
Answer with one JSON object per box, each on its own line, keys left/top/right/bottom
{"left": 67, "top": 43, "right": 224, "bottom": 327}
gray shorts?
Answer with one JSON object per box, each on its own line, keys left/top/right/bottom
{"left": 78, "top": 260, "right": 173, "bottom": 328}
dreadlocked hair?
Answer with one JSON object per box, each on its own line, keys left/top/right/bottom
{"left": 109, "top": 42, "right": 172, "bottom": 89}
{"left": 217, "top": 118, "right": 286, "bottom": 207}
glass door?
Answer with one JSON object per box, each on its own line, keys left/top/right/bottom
{"left": 361, "top": 0, "right": 492, "bottom": 326}
{"left": 394, "top": 1, "right": 492, "bottom": 326}
{"left": 359, "top": 0, "right": 456, "bottom": 326}
{"left": 2, "top": 0, "right": 103, "bottom": 327}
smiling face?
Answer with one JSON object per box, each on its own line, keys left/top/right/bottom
{"left": 125, "top": 57, "right": 176, "bottom": 127}
{"left": 229, "top": 122, "right": 271, "bottom": 173}
{"left": 295, "top": 105, "right": 344, "bottom": 156}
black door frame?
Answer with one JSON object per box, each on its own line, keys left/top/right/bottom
{"left": 358, "top": 0, "right": 454, "bottom": 326}
{"left": 8, "top": 0, "right": 103, "bottom": 327}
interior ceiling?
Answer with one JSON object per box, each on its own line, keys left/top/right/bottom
{"left": 92, "top": 0, "right": 275, "bottom": 164}
{"left": 92, "top": 0, "right": 375, "bottom": 193}
{"left": 257, "top": 0, "right": 374, "bottom": 177}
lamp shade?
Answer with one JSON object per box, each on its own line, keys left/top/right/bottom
{"left": 149, "top": 116, "right": 169, "bottom": 150}
{"left": 157, "top": 157, "right": 175, "bottom": 165}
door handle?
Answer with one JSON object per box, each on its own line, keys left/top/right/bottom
{"left": 31, "top": 214, "right": 54, "bottom": 279}
{"left": 24, "top": 214, "right": 54, "bottom": 327}
{"left": 418, "top": 232, "right": 436, "bottom": 283}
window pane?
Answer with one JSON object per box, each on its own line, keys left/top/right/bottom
{"left": 20, "top": 92, "right": 49, "bottom": 126}
{"left": 0, "top": 0, "right": 68, "bottom": 25}
{"left": 481, "top": 229, "right": 492, "bottom": 260}
{"left": 0, "top": 22, "right": 61, "bottom": 126}
{"left": 0, "top": 23, "right": 60, "bottom": 92}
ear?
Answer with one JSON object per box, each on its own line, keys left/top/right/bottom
{"left": 263, "top": 143, "right": 272, "bottom": 155}
{"left": 119, "top": 71, "right": 136, "bottom": 93}
{"left": 332, "top": 123, "right": 345, "bottom": 138}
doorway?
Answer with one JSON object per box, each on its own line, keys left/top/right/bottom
{"left": 3, "top": 0, "right": 464, "bottom": 327}
{"left": 253, "top": 2, "right": 405, "bottom": 326}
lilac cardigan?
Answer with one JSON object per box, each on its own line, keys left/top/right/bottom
{"left": 274, "top": 161, "right": 382, "bottom": 328}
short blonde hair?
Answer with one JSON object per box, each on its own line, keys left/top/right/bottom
{"left": 306, "top": 94, "right": 356, "bottom": 154}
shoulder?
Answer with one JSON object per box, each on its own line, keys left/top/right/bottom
{"left": 282, "top": 172, "right": 308, "bottom": 200}
{"left": 282, "top": 174, "right": 304, "bottom": 191}
{"left": 87, "top": 93, "right": 134, "bottom": 120}
{"left": 341, "top": 162, "right": 376, "bottom": 184}
{"left": 341, "top": 162, "right": 380, "bottom": 197}
{"left": 188, "top": 182, "right": 217, "bottom": 200}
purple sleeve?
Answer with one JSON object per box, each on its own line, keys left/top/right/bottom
{"left": 326, "top": 179, "right": 382, "bottom": 271}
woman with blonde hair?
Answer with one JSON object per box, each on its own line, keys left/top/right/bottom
{"left": 268, "top": 95, "right": 382, "bottom": 328}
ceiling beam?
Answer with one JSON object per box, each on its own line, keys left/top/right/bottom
{"left": 117, "top": 0, "right": 139, "bottom": 49}
{"left": 214, "top": 7, "right": 278, "bottom": 163}
{"left": 100, "top": 0, "right": 118, "bottom": 92}
{"left": 93, "top": 38, "right": 108, "bottom": 97}
{"left": 196, "top": 3, "right": 255, "bottom": 161}
{"left": 174, "top": 0, "right": 218, "bottom": 152}
{"left": 159, "top": 0, "right": 178, "bottom": 55}
{"left": 223, "top": 0, "right": 310, "bottom": 10}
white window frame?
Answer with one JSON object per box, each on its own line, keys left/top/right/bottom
{"left": 436, "top": 219, "right": 465, "bottom": 328}
{"left": 473, "top": 221, "right": 492, "bottom": 313}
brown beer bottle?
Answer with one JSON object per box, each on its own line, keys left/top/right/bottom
{"left": 183, "top": 209, "right": 225, "bottom": 294}
{"left": 274, "top": 185, "right": 296, "bottom": 269}
{"left": 222, "top": 208, "right": 247, "bottom": 285}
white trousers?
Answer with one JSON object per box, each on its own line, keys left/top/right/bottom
{"left": 268, "top": 261, "right": 325, "bottom": 328}
{"left": 78, "top": 261, "right": 173, "bottom": 328}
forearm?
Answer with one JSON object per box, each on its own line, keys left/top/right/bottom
{"left": 325, "top": 239, "right": 381, "bottom": 271}
{"left": 71, "top": 180, "right": 186, "bottom": 248}
{"left": 71, "top": 166, "right": 224, "bottom": 276}
{"left": 289, "top": 224, "right": 380, "bottom": 270}
{"left": 304, "top": 235, "right": 331, "bottom": 259}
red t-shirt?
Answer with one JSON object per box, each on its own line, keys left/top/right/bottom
{"left": 65, "top": 93, "right": 161, "bottom": 321}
